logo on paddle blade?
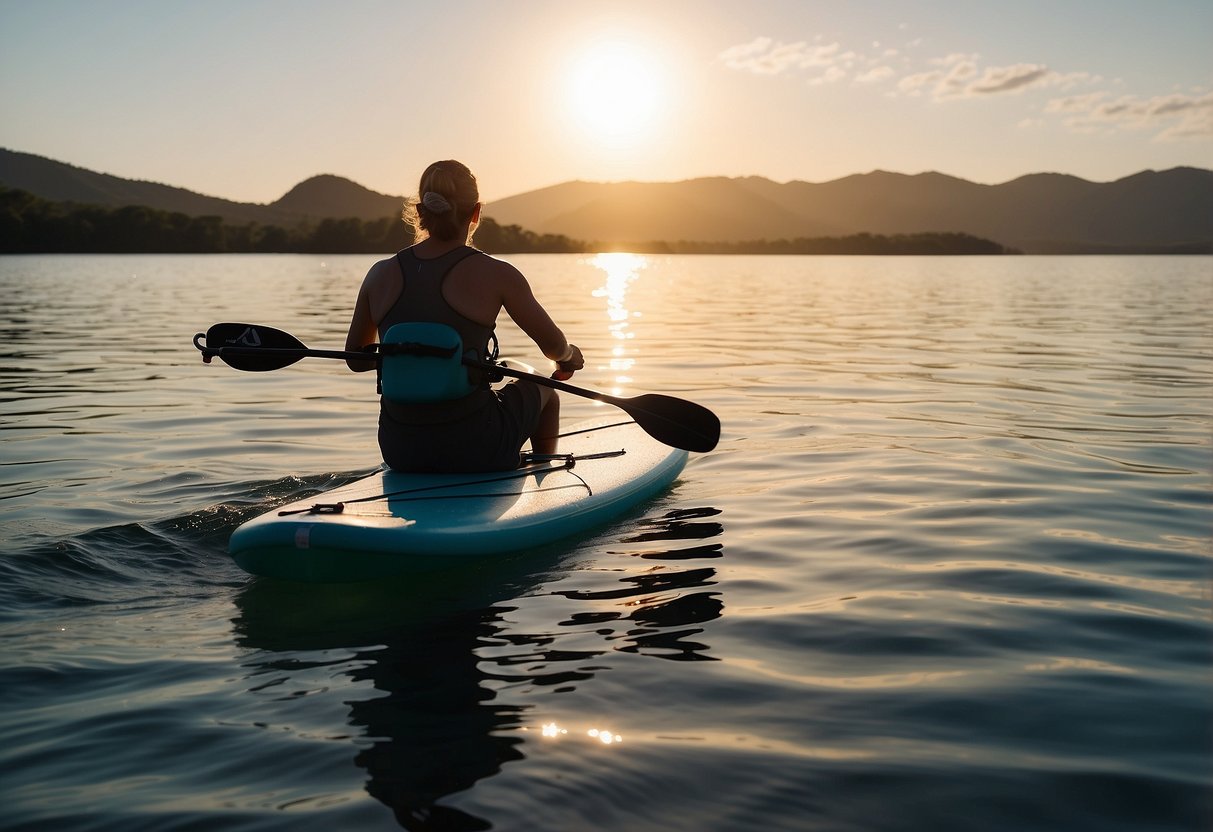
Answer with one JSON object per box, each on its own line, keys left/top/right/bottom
{"left": 226, "top": 327, "right": 262, "bottom": 347}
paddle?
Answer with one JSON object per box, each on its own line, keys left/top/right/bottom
{"left": 474, "top": 360, "right": 719, "bottom": 453}
{"left": 193, "top": 323, "right": 367, "bottom": 371}
{"left": 194, "top": 323, "right": 720, "bottom": 453}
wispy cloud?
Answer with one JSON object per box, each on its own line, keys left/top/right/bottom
{"left": 718, "top": 31, "right": 1208, "bottom": 144}
{"left": 969, "top": 64, "right": 1052, "bottom": 95}
{"left": 808, "top": 65, "right": 848, "bottom": 86}
{"left": 719, "top": 38, "right": 1076, "bottom": 100}
{"left": 717, "top": 37, "right": 872, "bottom": 86}
{"left": 855, "top": 65, "right": 896, "bottom": 84}
{"left": 897, "top": 54, "right": 1081, "bottom": 100}
{"left": 1048, "top": 89, "right": 1213, "bottom": 140}
{"left": 718, "top": 37, "right": 843, "bottom": 76}
{"left": 1045, "top": 92, "right": 1110, "bottom": 114}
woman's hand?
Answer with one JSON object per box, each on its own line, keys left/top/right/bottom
{"left": 552, "top": 344, "right": 584, "bottom": 380}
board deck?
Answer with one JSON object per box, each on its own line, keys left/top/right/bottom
{"left": 229, "top": 419, "right": 688, "bottom": 582}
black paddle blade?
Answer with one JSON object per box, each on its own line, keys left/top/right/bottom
{"left": 478, "top": 360, "right": 721, "bottom": 453}
{"left": 623, "top": 393, "right": 721, "bottom": 453}
{"left": 202, "top": 322, "right": 308, "bottom": 371}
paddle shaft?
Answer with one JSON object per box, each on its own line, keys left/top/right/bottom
{"left": 196, "top": 324, "right": 720, "bottom": 452}
{"left": 472, "top": 359, "right": 632, "bottom": 408}
{"left": 203, "top": 341, "right": 642, "bottom": 408}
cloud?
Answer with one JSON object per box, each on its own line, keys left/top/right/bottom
{"left": 1049, "top": 89, "right": 1213, "bottom": 140}
{"left": 897, "top": 70, "right": 936, "bottom": 95}
{"left": 718, "top": 37, "right": 783, "bottom": 73}
{"left": 1158, "top": 112, "right": 1213, "bottom": 141}
{"left": 933, "top": 57, "right": 982, "bottom": 98}
{"left": 717, "top": 37, "right": 843, "bottom": 75}
{"left": 717, "top": 33, "right": 1209, "bottom": 144}
{"left": 968, "top": 64, "right": 1051, "bottom": 95}
{"left": 930, "top": 52, "right": 981, "bottom": 67}
{"left": 808, "top": 65, "right": 848, "bottom": 86}
{"left": 896, "top": 53, "right": 1060, "bottom": 100}
{"left": 1149, "top": 91, "right": 1213, "bottom": 119}
{"left": 856, "top": 65, "right": 896, "bottom": 84}
{"left": 1045, "top": 92, "right": 1110, "bottom": 114}
{"left": 720, "top": 37, "right": 1069, "bottom": 101}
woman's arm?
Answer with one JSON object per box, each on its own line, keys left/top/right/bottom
{"left": 498, "top": 264, "right": 585, "bottom": 374}
{"left": 345, "top": 268, "right": 383, "bottom": 372}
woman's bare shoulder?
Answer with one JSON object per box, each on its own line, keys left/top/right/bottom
{"left": 358, "top": 255, "right": 404, "bottom": 321}
{"left": 357, "top": 255, "right": 402, "bottom": 295}
{"left": 364, "top": 254, "right": 401, "bottom": 281}
{"left": 471, "top": 251, "right": 526, "bottom": 287}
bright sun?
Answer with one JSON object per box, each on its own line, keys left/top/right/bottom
{"left": 567, "top": 39, "right": 665, "bottom": 147}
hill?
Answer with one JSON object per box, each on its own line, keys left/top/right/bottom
{"left": 0, "top": 148, "right": 405, "bottom": 226}
{"left": 269, "top": 174, "right": 405, "bottom": 221}
{"left": 3, "top": 148, "right": 1210, "bottom": 253}
{"left": 484, "top": 168, "right": 1213, "bottom": 254}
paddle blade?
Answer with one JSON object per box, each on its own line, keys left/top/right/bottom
{"left": 479, "top": 360, "right": 721, "bottom": 453}
{"left": 204, "top": 322, "right": 307, "bottom": 371}
{"left": 624, "top": 393, "right": 721, "bottom": 453}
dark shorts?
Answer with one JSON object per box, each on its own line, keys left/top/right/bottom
{"left": 378, "top": 380, "right": 544, "bottom": 473}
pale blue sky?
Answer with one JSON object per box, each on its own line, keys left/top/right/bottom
{"left": 2, "top": 0, "right": 1210, "bottom": 203}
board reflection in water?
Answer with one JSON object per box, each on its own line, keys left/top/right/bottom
{"left": 229, "top": 504, "right": 726, "bottom": 828}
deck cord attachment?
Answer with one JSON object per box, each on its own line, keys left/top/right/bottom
{"left": 279, "top": 449, "right": 626, "bottom": 516}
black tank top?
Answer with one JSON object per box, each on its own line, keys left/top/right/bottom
{"left": 378, "top": 245, "right": 496, "bottom": 424}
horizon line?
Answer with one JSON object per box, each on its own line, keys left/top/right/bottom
{"left": 2, "top": 146, "right": 1209, "bottom": 207}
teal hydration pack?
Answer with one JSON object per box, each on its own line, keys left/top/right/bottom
{"left": 378, "top": 322, "right": 476, "bottom": 403}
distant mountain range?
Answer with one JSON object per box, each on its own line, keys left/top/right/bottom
{"left": 3, "top": 148, "right": 1210, "bottom": 253}
{"left": 0, "top": 148, "right": 402, "bottom": 227}
{"left": 484, "top": 169, "right": 1213, "bottom": 253}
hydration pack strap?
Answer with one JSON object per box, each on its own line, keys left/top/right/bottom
{"left": 378, "top": 341, "right": 459, "bottom": 360}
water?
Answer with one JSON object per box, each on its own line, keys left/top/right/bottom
{"left": 1, "top": 253, "right": 1210, "bottom": 831}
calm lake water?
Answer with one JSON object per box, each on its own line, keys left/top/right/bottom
{"left": 1, "top": 253, "right": 1210, "bottom": 831}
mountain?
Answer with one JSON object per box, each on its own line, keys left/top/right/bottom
{"left": 269, "top": 174, "right": 405, "bottom": 221}
{"left": 3, "top": 147, "right": 1210, "bottom": 252}
{"left": 0, "top": 148, "right": 405, "bottom": 226}
{"left": 483, "top": 177, "right": 840, "bottom": 244}
{"left": 484, "top": 168, "right": 1213, "bottom": 253}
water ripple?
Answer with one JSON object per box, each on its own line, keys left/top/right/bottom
{"left": 1, "top": 254, "right": 1210, "bottom": 831}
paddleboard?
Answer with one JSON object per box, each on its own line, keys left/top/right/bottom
{"left": 229, "top": 418, "right": 688, "bottom": 582}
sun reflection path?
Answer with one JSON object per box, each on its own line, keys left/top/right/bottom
{"left": 536, "top": 720, "right": 624, "bottom": 746}
{"left": 541, "top": 722, "right": 568, "bottom": 738}
{"left": 589, "top": 253, "right": 649, "bottom": 395}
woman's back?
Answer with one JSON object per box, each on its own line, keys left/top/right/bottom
{"left": 345, "top": 159, "right": 584, "bottom": 471}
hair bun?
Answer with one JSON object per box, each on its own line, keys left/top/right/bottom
{"left": 421, "top": 191, "right": 452, "bottom": 213}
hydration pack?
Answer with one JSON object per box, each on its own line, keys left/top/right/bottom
{"left": 378, "top": 322, "right": 476, "bottom": 403}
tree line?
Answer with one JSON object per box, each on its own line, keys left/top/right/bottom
{"left": 0, "top": 186, "right": 1014, "bottom": 255}
{"left": 601, "top": 233, "right": 1016, "bottom": 255}
{"left": 0, "top": 187, "right": 583, "bottom": 254}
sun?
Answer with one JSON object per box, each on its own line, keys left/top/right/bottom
{"left": 567, "top": 39, "right": 665, "bottom": 147}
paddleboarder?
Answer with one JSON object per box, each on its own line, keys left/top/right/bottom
{"left": 344, "top": 160, "right": 584, "bottom": 472}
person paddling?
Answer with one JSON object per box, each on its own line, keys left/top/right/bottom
{"left": 344, "top": 160, "right": 584, "bottom": 472}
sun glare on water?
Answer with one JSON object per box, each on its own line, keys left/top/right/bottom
{"left": 567, "top": 38, "right": 666, "bottom": 147}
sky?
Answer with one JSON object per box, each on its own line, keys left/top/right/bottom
{"left": 2, "top": 0, "right": 1211, "bottom": 204}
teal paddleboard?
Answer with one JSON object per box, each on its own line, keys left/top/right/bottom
{"left": 228, "top": 419, "right": 688, "bottom": 582}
